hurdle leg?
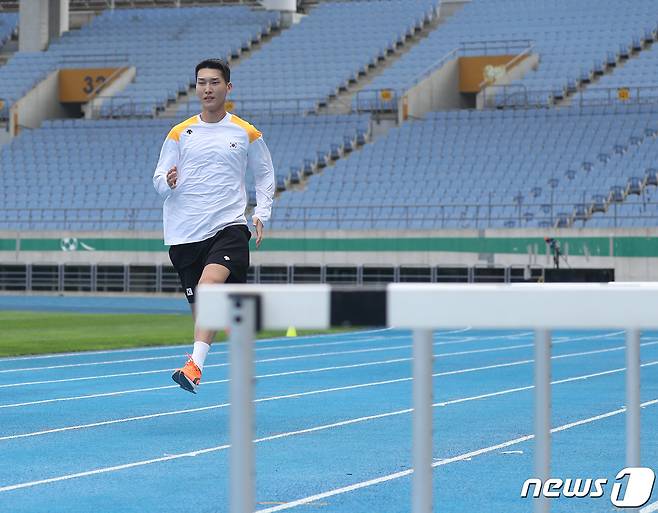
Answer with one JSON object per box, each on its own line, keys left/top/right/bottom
{"left": 229, "top": 294, "right": 257, "bottom": 513}
{"left": 534, "top": 329, "right": 551, "bottom": 513}
{"left": 412, "top": 328, "right": 433, "bottom": 513}
{"left": 626, "top": 328, "right": 641, "bottom": 468}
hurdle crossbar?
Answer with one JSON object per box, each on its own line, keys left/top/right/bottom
{"left": 197, "top": 283, "right": 658, "bottom": 513}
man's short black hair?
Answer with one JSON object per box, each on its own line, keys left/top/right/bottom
{"left": 195, "top": 59, "right": 230, "bottom": 83}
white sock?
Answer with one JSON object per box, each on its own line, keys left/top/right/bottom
{"left": 191, "top": 341, "right": 211, "bottom": 371}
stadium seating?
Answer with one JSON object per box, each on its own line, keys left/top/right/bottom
{"left": 0, "top": 0, "right": 439, "bottom": 118}
{"left": 0, "top": 12, "right": 17, "bottom": 48}
{"left": 269, "top": 106, "right": 658, "bottom": 230}
{"left": 0, "top": 114, "right": 369, "bottom": 230}
{"left": 2, "top": 1, "right": 657, "bottom": 233}
{"left": 356, "top": 0, "right": 658, "bottom": 110}
{"left": 574, "top": 43, "right": 658, "bottom": 106}
{"left": 0, "top": 12, "right": 18, "bottom": 119}
{"left": 182, "top": 0, "right": 439, "bottom": 115}
{"left": 0, "top": 6, "right": 278, "bottom": 116}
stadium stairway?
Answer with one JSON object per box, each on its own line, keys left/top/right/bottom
{"left": 0, "top": 21, "right": 17, "bottom": 67}
{"left": 562, "top": 120, "right": 658, "bottom": 229}
{"left": 167, "top": 1, "right": 440, "bottom": 118}
{"left": 557, "top": 34, "right": 658, "bottom": 108}
{"left": 318, "top": 2, "right": 465, "bottom": 115}
{"left": 160, "top": 11, "right": 283, "bottom": 118}
{"left": 0, "top": 13, "right": 18, "bottom": 139}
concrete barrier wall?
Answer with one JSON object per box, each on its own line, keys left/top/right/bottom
{"left": 3, "top": 228, "right": 658, "bottom": 281}
{"left": 11, "top": 70, "right": 69, "bottom": 133}
{"left": 404, "top": 57, "right": 463, "bottom": 119}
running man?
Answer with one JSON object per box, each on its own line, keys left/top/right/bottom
{"left": 153, "top": 58, "right": 275, "bottom": 393}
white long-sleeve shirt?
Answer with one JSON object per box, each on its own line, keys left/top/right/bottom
{"left": 153, "top": 113, "right": 275, "bottom": 246}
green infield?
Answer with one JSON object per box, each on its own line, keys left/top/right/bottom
{"left": 0, "top": 311, "right": 352, "bottom": 357}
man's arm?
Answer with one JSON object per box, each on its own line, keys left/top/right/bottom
{"left": 247, "top": 136, "right": 275, "bottom": 247}
{"left": 153, "top": 137, "right": 179, "bottom": 198}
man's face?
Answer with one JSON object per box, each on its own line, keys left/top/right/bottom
{"left": 196, "top": 68, "right": 231, "bottom": 112}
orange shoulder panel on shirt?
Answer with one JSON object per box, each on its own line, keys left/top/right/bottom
{"left": 167, "top": 115, "right": 199, "bottom": 142}
{"left": 230, "top": 114, "right": 262, "bottom": 143}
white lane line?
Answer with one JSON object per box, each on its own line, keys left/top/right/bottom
{"left": 3, "top": 329, "right": 621, "bottom": 375}
{"left": 0, "top": 357, "right": 412, "bottom": 409}
{"left": 2, "top": 352, "right": 656, "bottom": 442}
{"left": 0, "top": 327, "right": 404, "bottom": 363}
{"left": 0, "top": 335, "right": 402, "bottom": 374}
{"left": 0, "top": 343, "right": 426, "bottom": 389}
{"left": 1, "top": 339, "right": 649, "bottom": 409}
{"left": 0, "top": 329, "right": 509, "bottom": 374}
{"left": 255, "top": 399, "right": 658, "bottom": 513}
{"left": 0, "top": 330, "right": 636, "bottom": 390}
{"left": 433, "top": 361, "right": 658, "bottom": 408}
{"left": 0, "top": 327, "right": 624, "bottom": 366}
{"left": 3, "top": 329, "right": 616, "bottom": 375}
{"left": 0, "top": 349, "right": 569, "bottom": 409}
{"left": 0, "top": 333, "right": 538, "bottom": 389}
{"left": 2, "top": 390, "right": 655, "bottom": 496}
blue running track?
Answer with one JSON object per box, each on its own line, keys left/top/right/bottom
{"left": 0, "top": 327, "right": 656, "bottom": 513}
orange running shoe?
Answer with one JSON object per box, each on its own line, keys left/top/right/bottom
{"left": 172, "top": 356, "right": 202, "bottom": 394}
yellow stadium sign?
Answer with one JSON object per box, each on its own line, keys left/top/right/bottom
{"left": 618, "top": 88, "right": 631, "bottom": 101}
{"left": 59, "top": 68, "right": 124, "bottom": 103}
{"left": 380, "top": 89, "right": 394, "bottom": 102}
{"left": 459, "top": 54, "right": 521, "bottom": 92}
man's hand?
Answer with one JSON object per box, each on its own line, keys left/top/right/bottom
{"left": 166, "top": 166, "right": 177, "bottom": 189}
{"left": 253, "top": 217, "right": 264, "bottom": 248}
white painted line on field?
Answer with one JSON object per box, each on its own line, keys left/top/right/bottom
{"left": 2, "top": 354, "right": 655, "bottom": 443}
{"left": 0, "top": 357, "right": 412, "bottom": 409}
{"left": 2, "top": 338, "right": 649, "bottom": 409}
{"left": 0, "top": 329, "right": 509, "bottom": 374}
{"left": 255, "top": 399, "right": 658, "bottom": 512}
{"left": 0, "top": 327, "right": 402, "bottom": 363}
{"left": 0, "top": 332, "right": 539, "bottom": 389}
{"left": 3, "top": 392, "right": 653, "bottom": 497}
{"left": 0, "top": 335, "right": 402, "bottom": 374}
{"left": 0, "top": 331, "right": 642, "bottom": 391}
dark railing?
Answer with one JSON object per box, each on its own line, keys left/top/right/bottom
{"left": 480, "top": 84, "right": 555, "bottom": 109}
{"left": 172, "top": 97, "right": 324, "bottom": 117}
{"left": 3, "top": 199, "right": 654, "bottom": 231}
{"left": 0, "top": 262, "right": 545, "bottom": 294}
{"left": 481, "top": 85, "right": 658, "bottom": 110}
{"left": 357, "top": 39, "right": 535, "bottom": 113}
{"left": 354, "top": 88, "right": 400, "bottom": 114}
{"left": 409, "top": 39, "right": 534, "bottom": 91}
{"left": 66, "top": 0, "right": 257, "bottom": 10}
{"left": 98, "top": 96, "right": 327, "bottom": 119}
{"left": 574, "top": 85, "right": 658, "bottom": 107}
{"left": 268, "top": 202, "right": 658, "bottom": 230}
{"left": 0, "top": 207, "right": 159, "bottom": 231}
{"left": 58, "top": 53, "right": 130, "bottom": 67}
{"left": 99, "top": 96, "right": 159, "bottom": 118}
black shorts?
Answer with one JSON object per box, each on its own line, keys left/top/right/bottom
{"left": 168, "top": 224, "right": 251, "bottom": 303}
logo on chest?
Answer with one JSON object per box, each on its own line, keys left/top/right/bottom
{"left": 229, "top": 141, "right": 239, "bottom": 149}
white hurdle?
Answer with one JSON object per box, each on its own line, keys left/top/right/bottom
{"left": 197, "top": 283, "right": 658, "bottom": 513}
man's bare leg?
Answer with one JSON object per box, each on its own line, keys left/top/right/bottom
{"left": 173, "top": 264, "right": 230, "bottom": 393}
{"left": 191, "top": 263, "right": 231, "bottom": 344}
